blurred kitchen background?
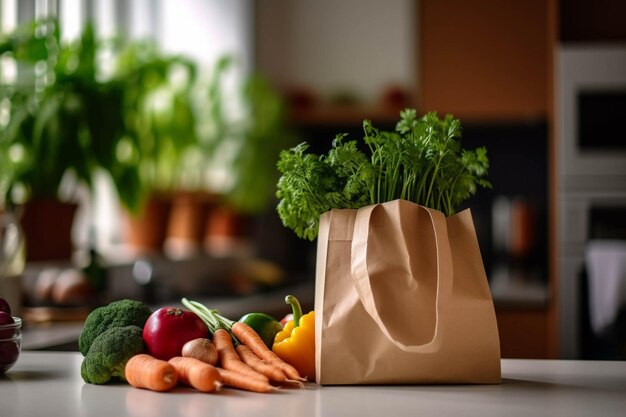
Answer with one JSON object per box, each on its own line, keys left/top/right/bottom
{"left": 0, "top": 0, "right": 625, "bottom": 360}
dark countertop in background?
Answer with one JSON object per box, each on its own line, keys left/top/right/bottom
{"left": 21, "top": 280, "right": 315, "bottom": 351}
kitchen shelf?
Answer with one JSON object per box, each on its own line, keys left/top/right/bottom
{"left": 288, "top": 104, "right": 411, "bottom": 127}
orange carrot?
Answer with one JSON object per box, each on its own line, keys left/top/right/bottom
{"left": 231, "top": 322, "right": 305, "bottom": 381}
{"left": 125, "top": 354, "right": 178, "bottom": 392}
{"left": 212, "top": 329, "right": 269, "bottom": 383}
{"left": 235, "top": 344, "right": 289, "bottom": 384}
{"left": 168, "top": 356, "right": 222, "bottom": 393}
{"left": 217, "top": 368, "right": 277, "bottom": 393}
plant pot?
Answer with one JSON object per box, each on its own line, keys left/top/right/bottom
{"left": 125, "top": 194, "right": 173, "bottom": 252}
{"left": 20, "top": 199, "right": 78, "bottom": 261}
{"left": 164, "top": 191, "right": 215, "bottom": 258}
{"left": 203, "top": 203, "right": 253, "bottom": 256}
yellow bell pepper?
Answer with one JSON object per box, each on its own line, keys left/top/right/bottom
{"left": 272, "top": 295, "right": 315, "bottom": 381}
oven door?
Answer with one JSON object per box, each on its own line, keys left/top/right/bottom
{"left": 557, "top": 45, "right": 626, "bottom": 359}
{"left": 559, "top": 45, "right": 626, "bottom": 180}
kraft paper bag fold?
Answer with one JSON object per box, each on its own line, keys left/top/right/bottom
{"left": 314, "top": 199, "right": 501, "bottom": 385}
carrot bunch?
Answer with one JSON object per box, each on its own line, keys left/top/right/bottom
{"left": 184, "top": 298, "right": 306, "bottom": 387}
{"left": 124, "top": 299, "right": 307, "bottom": 394}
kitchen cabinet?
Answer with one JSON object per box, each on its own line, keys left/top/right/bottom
{"left": 419, "top": 0, "right": 558, "bottom": 359}
{"left": 496, "top": 307, "right": 549, "bottom": 359}
{"left": 560, "top": 0, "right": 626, "bottom": 42}
{"left": 419, "top": 0, "right": 549, "bottom": 122}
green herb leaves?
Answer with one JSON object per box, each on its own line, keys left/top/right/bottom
{"left": 276, "top": 110, "right": 491, "bottom": 241}
{"left": 276, "top": 140, "right": 367, "bottom": 241}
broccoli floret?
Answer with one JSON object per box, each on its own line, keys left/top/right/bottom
{"left": 80, "top": 325, "right": 144, "bottom": 384}
{"left": 79, "top": 299, "right": 152, "bottom": 355}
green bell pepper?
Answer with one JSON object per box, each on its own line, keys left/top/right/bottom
{"left": 238, "top": 312, "right": 283, "bottom": 348}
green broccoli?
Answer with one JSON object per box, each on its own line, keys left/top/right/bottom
{"left": 79, "top": 299, "right": 152, "bottom": 355}
{"left": 80, "top": 325, "right": 145, "bottom": 384}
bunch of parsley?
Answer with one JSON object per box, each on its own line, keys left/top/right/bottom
{"left": 276, "top": 109, "right": 490, "bottom": 241}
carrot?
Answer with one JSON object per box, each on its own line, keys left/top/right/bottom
{"left": 235, "top": 344, "right": 290, "bottom": 384}
{"left": 212, "top": 329, "right": 269, "bottom": 383}
{"left": 217, "top": 368, "right": 277, "bottom": 393}
{"left": 125, "top": 354, "right": 178, "bottom": 392}
{"left": 231, "top": 322, "right": 305, "bottom": 381}
{"left": 168, "top": 356, "right": 222, "bottom": 393}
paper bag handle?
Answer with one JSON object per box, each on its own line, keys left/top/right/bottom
{"left": 351, "top": 202, "right": 453, "bottom": 353}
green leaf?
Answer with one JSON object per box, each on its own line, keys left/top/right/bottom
{"left": 275, "top": 109, "right": 491, "bottom": 240}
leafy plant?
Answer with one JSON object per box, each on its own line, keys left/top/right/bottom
{"left": 225, "top": 73, "right": 294, "bottom": 214}
{"left": 0, "top": 20, "right": 138, "bottom": 208}
{"left": 188, "top": 55, "right": 294, "bottom": 215}
{"left": 111, "top": 40, "right": 199, "bottom": 206}
{"left": 1, "top": 19, "right": 292, "bottom": 220}
{"left": 0, "top": 19, "right": 205, "bottom": 213}
{"left": 276, "top": 109, "right": 491, "bottom": 241}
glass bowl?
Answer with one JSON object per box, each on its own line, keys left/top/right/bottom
{"left": 0, "top": 317, "right": 22, "bottom": 375}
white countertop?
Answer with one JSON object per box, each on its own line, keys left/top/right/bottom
{"left": 2, "top": 352, "right": 625, "bottom": 417}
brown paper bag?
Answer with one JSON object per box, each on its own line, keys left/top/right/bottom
{"left": 314, "top": 199, "right": 501, "bottom": 384}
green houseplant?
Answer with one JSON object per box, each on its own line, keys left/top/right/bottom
{"left": 1, "top": 19, "right": 293, "bottom": 258}
{"left": 225, "top": 73, "right": 294, "bottom": 215}
{"left": 0, "top": 20, "right": 133, "bottom": 260}
{"left": 111, "top": 40, "right": 200, "bottom": 206}
{"left": 0, "top": 19, "right": 206, "bottom": 256}
{"left": 199, "top": 63, "right": 295, "bottom": 254}
{"left": 0, "top": 21, "right": 139, "bottom": 208}
{"left": 110, "top": 40, "right": 203, "bottom": 251}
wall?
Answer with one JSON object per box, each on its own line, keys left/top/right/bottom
{"left": 155, "top": 0, "right": 253, "bottom": 72}
{"left": 255, "top": 0, "right": 416, "bottom": 104}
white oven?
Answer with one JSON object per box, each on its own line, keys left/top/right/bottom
{"left": 557, "top": 45, "right": 626, "bottom": 359}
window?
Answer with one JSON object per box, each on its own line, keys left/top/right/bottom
{"left": 1, "top": 0, "right": 253, "bottom": 250}
{"left": 3, "top": 0, "right": 252, "bottom": 68}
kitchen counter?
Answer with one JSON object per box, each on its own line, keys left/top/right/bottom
{"left": 19, "top": 281, "right": 316, "bottom": 351}
{"left": 1, "top": 352, "right": 625, "bottom": 417}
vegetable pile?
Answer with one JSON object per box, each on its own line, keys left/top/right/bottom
{"left": 276, "top": 109, "right": 491, "bottom": 240}
{"left": 78, "top": 295, "right": 315, "bottom": 393}
{"left": 181, "top": 298, "right": 307, "bottom": 386}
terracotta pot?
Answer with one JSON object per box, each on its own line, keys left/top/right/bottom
{"left": 203, "top": 203, "right": 253, "bottom": 256}
{"left": 125, "top": 195, "right": 173, "bottom": 252}
{"left": 205, "top": 204, "right": 251, "bottom": 238}
{"left": 164, "top": 191, "right": 215, "bottom": 257}
{"left": 20, "top": 199, "right": 78, "bottom": 261}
